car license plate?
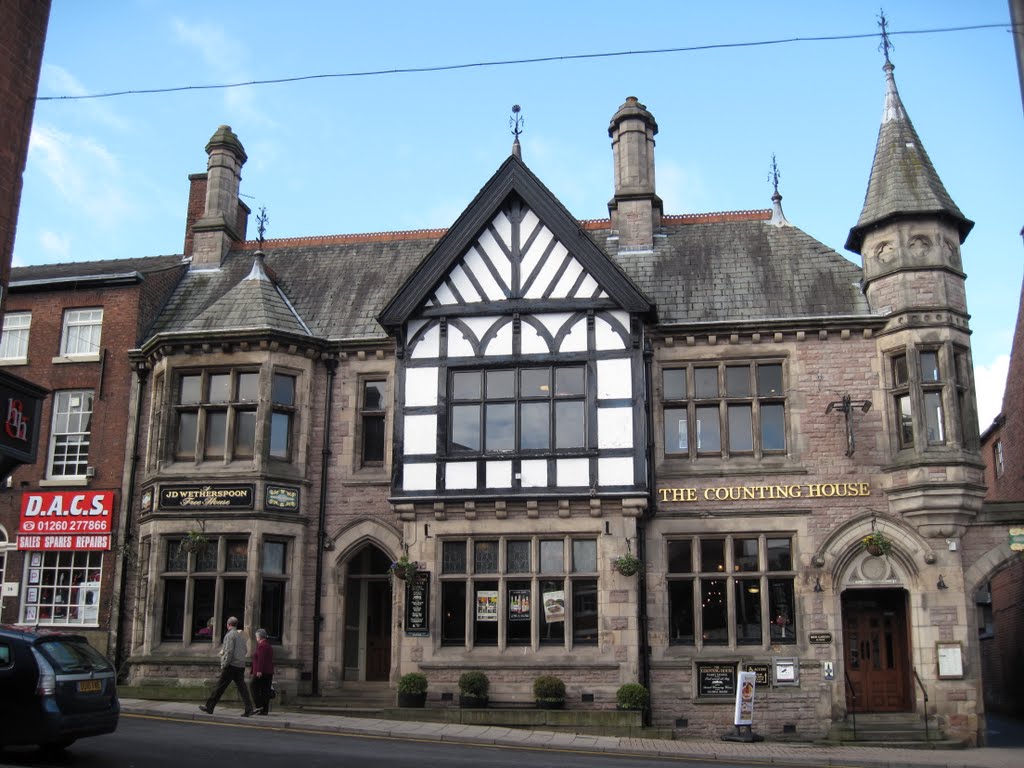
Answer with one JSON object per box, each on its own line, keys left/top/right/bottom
{"left": 78, "top": 679, "right": 102, "bottom": 693}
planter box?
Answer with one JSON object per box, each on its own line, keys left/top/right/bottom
{"left": 397, "top": 692, "right": 426, "bottom": 708}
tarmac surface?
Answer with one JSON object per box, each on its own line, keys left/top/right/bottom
{"left": 121, "top": 698, "right": 1024, "bottom": 768}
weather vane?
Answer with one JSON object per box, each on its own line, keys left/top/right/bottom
{"left": 878, "top": 9, "right": 893, "bottom": 62}
{"left": 768, "top": 153, "right": 781, "bottom": 195}
{"left": 256, "top": 206, "right": 269, "bottom": 246}
{"left": 510, "top": 104, "right": 524, "bottom": 139}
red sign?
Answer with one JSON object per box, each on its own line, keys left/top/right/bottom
{"left": 17, "top": 491, "right": 115, "bottom": 551}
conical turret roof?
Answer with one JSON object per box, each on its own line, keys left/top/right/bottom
{"left": 846, "top": 59, "right": 972, "bottom": 253}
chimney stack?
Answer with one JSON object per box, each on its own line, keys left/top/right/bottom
{"left": 189, "top": 125, "right": 248, "bottom": 269}
{"left": 607, "top": 97, "right": 662, "bottom": 251}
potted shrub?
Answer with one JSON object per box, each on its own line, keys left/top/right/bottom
{"left": 616, "top": 683, "right": 649, "bottom": 711}
{"left": 861, "top": 530, "right": 893, "bottom": 557}
{"left": 612, "top": 550, "right": 642, "bottom": 576}
{"left": 533, "top": 674, "right": 566, "bottom": 709}
{"left": 458, "top": 670, "right": 490, "bottom": 708}
{"left": 397, "top": 672, "right": 428, "bottom": 708}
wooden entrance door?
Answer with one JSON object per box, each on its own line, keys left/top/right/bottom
{"left": 365, "top": 581, "right": 391, "bottom": 681}
{"left": 842, "top": 590, "right": 910, "bottom": 712}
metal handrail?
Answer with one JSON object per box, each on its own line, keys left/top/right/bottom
{"left": 912, "top": 667, "right": 930, "bottom": 741}
{"left": 845, "top": 674, "right": 858, "bottom": 740}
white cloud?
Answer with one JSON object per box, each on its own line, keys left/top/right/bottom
{"left": 974, "top": 354, "right": 1009, "bottom": 432}
{"left": 39, "top": 64, "right": 132, "bottom": 132}
{"left": 38, "top": 230, "right": 72, "bottom": 261}
{"left": 28, "top": 124, "right": 134, "bottom": 227}
{"left": 170, "top": 17, "right": 272, "bottom": 128}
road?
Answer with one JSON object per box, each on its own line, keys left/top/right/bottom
{"left": 0, "top": 713, "right": 760, "bottom": 768}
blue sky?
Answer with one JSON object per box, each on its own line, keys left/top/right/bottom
{"left": 14, "top": 1, "right": 1022, "bottom": 429}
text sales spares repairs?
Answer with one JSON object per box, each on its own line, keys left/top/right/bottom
{"left": 17, "top": 490, "right": 114, "bottom": 551}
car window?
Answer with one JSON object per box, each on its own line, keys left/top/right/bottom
{"left": 36, "top": 638, "right": 113, "bottom": 674}
{"left": 0, "top": 641, "right": 10, "bottom": 667}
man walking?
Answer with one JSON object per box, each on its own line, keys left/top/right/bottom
{"left": 199, "top": 616, "right": 254, "bottom": 716}
{"left": 250, "top": 628, "right": 274, "bottom": 715}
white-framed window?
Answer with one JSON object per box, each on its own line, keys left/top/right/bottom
{"left": 60, "top": 308, "right": 103, "bottom": 357}
{"left": 21, "top": 550, "right": 103, "bottom": 626}
{"left": 47, "top": 390, "right": 94, "bottom": 479}
{"left": 0, "top": 312, "right": 31, "bottom": 361}
{"left": 439, "top": 535, "right": 598, "bottom": 649}
{"left": 994, "top": 440, "right": 1005, "bottom": 478}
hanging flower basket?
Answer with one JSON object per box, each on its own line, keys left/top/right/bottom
{"left": 861, "top": 531, "right": 893, "bottom": 558}
{"left": 612, "top": 551, "right": 642, "bottom": 577}
{"left": 178, "top": 530, "right": 209, "bottom": 556}
{"left": 389, "top": 555, "right": 419, "bottom": 581}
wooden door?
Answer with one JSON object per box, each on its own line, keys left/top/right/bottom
{"left": 365, "top": 581, "right": 391, "bottom": 681}
{"left": 843, "top": 590, "right": 910, "bottom": 712}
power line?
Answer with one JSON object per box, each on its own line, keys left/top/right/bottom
{"left": 37, "top": 22, "right": 1013, "bottom": 102}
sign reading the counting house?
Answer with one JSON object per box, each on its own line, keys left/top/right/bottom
{"left": 159, "top": 484, "right": 255, "bottom": 511}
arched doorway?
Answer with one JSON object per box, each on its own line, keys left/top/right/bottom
{"left": 342, "top": 544, "right": 392, "bottom": 681}
{"left": 841, "top": 588, "right": 911, "bottom": 712}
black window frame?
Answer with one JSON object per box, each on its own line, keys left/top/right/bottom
{"left": 662, "top": 361, "right": 786, "bottom": 459}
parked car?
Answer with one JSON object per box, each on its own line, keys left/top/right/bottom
{"left": 0, "top": 625, "right": 119, "bottom": 750}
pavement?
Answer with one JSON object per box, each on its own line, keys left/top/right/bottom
{"left": 120, "top": 698, "right": 1024, "bottom": 768}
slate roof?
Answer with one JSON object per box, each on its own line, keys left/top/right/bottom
{"left": 846, "top": 61, "right": 972, "bottom": 252}
{"left": 145, "top": 207, "right": 871, "bottom": 347}
{"left": 9, "top": 254, "right": 185, "bottom": 286}
{"left": 183, "top": 254, "right": 311, "bottom": 338}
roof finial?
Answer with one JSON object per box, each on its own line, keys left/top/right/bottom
{"left": 256, "top": 205, "right": 269, "bottom": 246}
{"left": 878, "top": 9, "right": 894, "bottom": 64}
{"left": 510, "top": 104, "right": 524, "bottom": 160}
{"left": 768, "top": 153, "right": 790, "bottom": 227}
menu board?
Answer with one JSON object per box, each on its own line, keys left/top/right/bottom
{"left": 404, "top": 573, "right": 430, "bottom": 636}
{"left": 697, "top": 662, "right": 736, "bottom": 697}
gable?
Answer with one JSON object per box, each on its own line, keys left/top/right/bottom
{"left": 426, "top": 197, "right": 610, "bottom": 310}
{"left": 378, "top": 154, "right": 652, "bottom": 329}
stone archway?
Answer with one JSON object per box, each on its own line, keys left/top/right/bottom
{"left": 325, "top": 520, "right": 402, "bottom": 686}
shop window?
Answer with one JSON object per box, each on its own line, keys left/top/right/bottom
{"left": 667, "top": 535, "right": 795, "bottom": 647}
{"left": 360, "top": 379, "right": 387, "bottom": 465}
{"left": 448, "top": 366, "right": 586, "bottom": 455}
{"left": 47, "top": 390, "right": 94, "bottom": 479}
{"left": 260, "top": 540, "right": 287, "bottom": 642}
{"left": 60, "top": 308, "right": 103, "bottom": 357}
{"left": 663, "top": 361, "right": 785, "bottom": 458}
{"left": 0, "top": 311, "right": 31, "bottom": 362}
{"left": 21, "top": 551, "right": 103, "bottom": 626}
{"left": 160, "top": 536, "right": 252, "bottom": 643}
{"left": 440, "top": 535, "right": 597, "bottom": 649}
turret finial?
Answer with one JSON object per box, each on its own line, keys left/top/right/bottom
{"left": 878, "top": 9, "right": 894, "bottom": 64}
{"left": 768, "top": 154, "right": 790, "bottom": 227}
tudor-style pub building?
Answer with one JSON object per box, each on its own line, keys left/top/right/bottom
{"left": 98, "top": 53, "right": 1020, "bottom": 747}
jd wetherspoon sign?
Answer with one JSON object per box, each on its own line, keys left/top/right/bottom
{"left": 159, "top": 484, "right": 254, "bottom": 510}
{"left": 659, "top": 481, "right": 871, "bottom": 503}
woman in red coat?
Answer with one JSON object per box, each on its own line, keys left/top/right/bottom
{"left": 250, "top": 628, "right": 274, "bottom": 714}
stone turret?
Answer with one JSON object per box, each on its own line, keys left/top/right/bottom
{"left": 608, "top": 97, "right": 662, "bottom": 251}
{"left": 849, "top": 56, "right": 983, "bottom": 538}
{"left": 189, "top": 125, "right": 249, "bottom": 269}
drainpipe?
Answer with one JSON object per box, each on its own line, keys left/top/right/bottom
{"left": 639, "top": 339, "right": 655, "bottom": 726}
{"left": 311, "top": 354, "right": 337, "bottom": 697}
{"left": 113, "top": 362, "right": 149, "bottom": 677}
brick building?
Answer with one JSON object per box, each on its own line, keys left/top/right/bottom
{"left": 11, "top": 51, "right": 1005, "bottom": 745}
{"left": 0, "top": 257, "right": 186, "bottom": 659}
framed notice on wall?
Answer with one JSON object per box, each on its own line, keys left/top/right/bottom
{"left": 936, "top": 642, "right": 964, "bottom": 679}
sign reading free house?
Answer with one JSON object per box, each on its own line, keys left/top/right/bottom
{"left": 159, "top": 484, "right": 254, "bottom": 510}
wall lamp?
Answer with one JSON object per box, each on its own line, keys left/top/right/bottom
{"left": 825, "top": 394, "right": 872, "bottom": 457}
{"left": 937, "top": 575, "right": 948, "bottom": 590}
